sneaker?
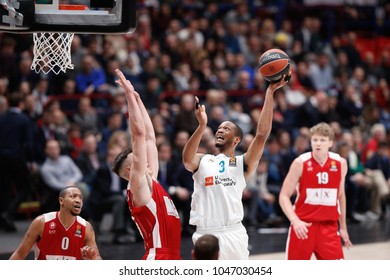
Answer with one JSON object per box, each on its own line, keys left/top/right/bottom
{"left": 365, "top": 211, "right": 380, "bottom": 221}
{"left": 352, "top": 212, "right": 368, "bottom": 222}
{"left": 112, "top": 234, "right": 136, "bottom": 244}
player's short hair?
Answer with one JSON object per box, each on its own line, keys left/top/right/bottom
{"left": 112, "top": 147, "right": 133, "bottom": 176}
{"left": 231, "top": 121, "right": 243, "bottom": 145}
{"left": 59, "top": 186, "right": 79, "bottom": 198}
{"left": 193, "top": 234, "right": 219, "bottom": 260}
{"left": 309, "top": 122, "right": 334, "bottom": 141}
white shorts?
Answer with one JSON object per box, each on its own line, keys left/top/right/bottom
{"left": 192, "top": 223, "right": 249, "bottom": 260}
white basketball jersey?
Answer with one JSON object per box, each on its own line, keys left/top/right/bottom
{"left": 190, "top": 154, "right": 246, "bottom": 228}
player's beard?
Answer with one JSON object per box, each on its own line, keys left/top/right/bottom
{"left": 215, "top": 137, "right": 233, "bottom": 150}
{"left": 215, "top": 142, "right": 224, "bottom": 148}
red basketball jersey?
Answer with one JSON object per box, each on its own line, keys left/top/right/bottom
{"left": 127, "top": 180, "right": 182, "bottom": 260}
{"left": 294, "top": 152, "right": 342, "bottom": 222}
{"left": 35, "top": 212, "right": 86, "bottom": 260}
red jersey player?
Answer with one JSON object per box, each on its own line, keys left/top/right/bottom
{"left": 112, "top": 69, "right": 182, "bottom": 260}
{"left": 9, "top": 186, "right": 101, "bottom": 260}
{"left": 279, "top": 122, "right": 353, "bottom": 260}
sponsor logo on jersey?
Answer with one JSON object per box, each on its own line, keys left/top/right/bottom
{"left": 75, "top": 224, "right": 82, "bottom": 238}
{"left": 305, "top": 188, "right": 337, "bottom": 206}
{"left": 214, "top": 175, "right": 237, "bottom": 187}
{"left": 163, "top": 196, "right": 180, "bottom": 218}
{"left": 307, "top": 160, "right": 313, "bottom": 171}
{"left": 49, "top": 221, "right": 56, "bottom": 230}
{"left": 49, "top": 230, "right": 56, "bottom": 234}
{"left": 229, "top": 156, "right": 237, "bottom": 167}
{"left": 330, "top": 161, "right": 338, "bottom": 171}
{"left": 46, "top": 255, "right": 76, "bottom": 260}
{"left": 205, "top": 176, "right": 214, "bottom": 186}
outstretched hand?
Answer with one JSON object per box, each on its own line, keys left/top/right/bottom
{"left": 115, "top": 69, "right": 139, "bottom": 95}
{"left": 194, "top": 96, "right": 207, "bottom": 127}
{"left": 268, "top": 70, "right": 292, "bottom": 93}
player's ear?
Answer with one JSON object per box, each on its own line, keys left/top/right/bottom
{"left": 234, "top": 136, "right": 241, "bottom": 146}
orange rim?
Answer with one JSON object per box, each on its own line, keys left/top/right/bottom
{"left": 59, "top": 4, "right": 88, "bottom": 10}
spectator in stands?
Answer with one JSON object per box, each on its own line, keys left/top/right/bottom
{"left": 0, "top": 92, "right": 34, "bottom": 232}
{"left": 245, "top": 158, "right": 283, "bottom": 226}
{"left": 341, "top": 31, "right": 362, "bottom": 69}
{"left": 294, "top": 16, "right": 314, "bottom": 53}
{"left": 70, "top": 34, "right": 87, "bottom": 72}
{"left": 85, "top": 144, "right": 132, "bottom": 244}
{"left": 107, "top": 130, "right": 130, "bottom": 151}
{"left": 364, "top": 141, "right": 390, "bottom": 220}
{"left": 40, "top": 139, "right": 87, "bottom": 213}
{"left": 75, "top": 54, "right": 109, "bottom": 107}
{"left": 174, "top": 93, "right": 198, "bottom": 135}
{"left": 98, "top": 111, "right": 125, "bottom": 157}
{"left": 59, "top": 79, "right": 79, "bottom": 115}
{"left": 75, "top": 132, "right": 103, "bottom": 188}
{"left": 263, "top": 135, "right": 283, "bottom": 188}
{"left": 361, "top": 123, "right": 387, "bottom": 163}
{"left": 159, "top": 136, "right": 193, "bottom": 236}
{"left": 280, "top": 133, "right": 310, "bottom": 178}
{"left": 308, "top": 52, "right": 335, "bottom": 92}
{"left": 337, "top": 140, "right": 368, "bottom": 222}
{"left": 31, "top": 79, "right": 49, "bottom": 116}
{"left": 73, "top": 96, "right": 100, "bottom": 136}
{"left": 51, "top": 108, "right": 73, "bottom": 155}
{"left": 0, "top": 36, "right": 18, "bottom": 91}
{"left": 16, "top": 52, "right": 40, "bottom": 90}
{"left": 157, "top": 141, "right": 176, "bottom": 189}
{"left": 67, "top": 123, "right": 83, "bottom": 159}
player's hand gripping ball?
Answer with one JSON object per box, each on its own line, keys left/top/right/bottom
{"left": 258, "top": 49, "right": 291, "bottom": 83}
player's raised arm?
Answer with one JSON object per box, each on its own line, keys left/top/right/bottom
{"left": 134, "top": 91, "right": 158, "bottom": 178}
{"left": 182, "top": 96, "right": 207, "bottom": 172}
{"left": 115, "top": 69, "right": 150, "bottom": 206}
{"left": 244, "top": 73, "right": 291, "bottom": 178}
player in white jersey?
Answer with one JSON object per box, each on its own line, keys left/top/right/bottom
{"left": 182, "top": 73, "right": 291, "bottom": 259}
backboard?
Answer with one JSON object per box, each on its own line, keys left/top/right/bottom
{"left": 0, "top": 0, "right": 136, "bottom": 34}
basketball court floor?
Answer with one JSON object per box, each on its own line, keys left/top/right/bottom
{"left": 1, "top": 210, "right": 389, "bottom": 260}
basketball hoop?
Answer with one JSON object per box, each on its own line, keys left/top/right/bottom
{"left": 30, "top": 32, "right": 74, "bottom": 75}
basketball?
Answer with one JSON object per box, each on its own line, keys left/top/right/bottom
{"left": 258, "top": 49, "right": 291, "bottom": 82}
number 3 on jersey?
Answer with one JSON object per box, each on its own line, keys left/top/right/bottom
{"left": 218, "top": 161, "right": 225, "bottom": 173}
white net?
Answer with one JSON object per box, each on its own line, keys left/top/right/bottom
{"left": 31, "top": 32, "right": 75, "bottom": 75}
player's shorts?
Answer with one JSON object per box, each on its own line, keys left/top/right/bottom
{"left": 193, "top": 223, "right": 249, "bottom": 260}
{"left": 142, "top": 248, "right": 182, "bottom": 260}
{"left": 286, "top": 220, "right": 344, "bottom": 260}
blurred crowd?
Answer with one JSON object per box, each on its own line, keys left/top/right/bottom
{"left": 1, "top": 1, "right": 390, "bottom": 241}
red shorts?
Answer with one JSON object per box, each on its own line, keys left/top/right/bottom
{"left": 142, "top": 248, "right": 182, "bottom": 260}
{"left": 286, "top": 220, "right": 344, "bottom": 260}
